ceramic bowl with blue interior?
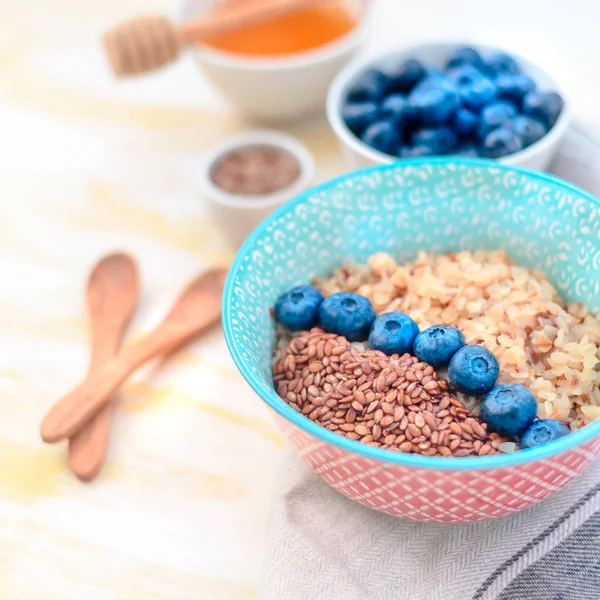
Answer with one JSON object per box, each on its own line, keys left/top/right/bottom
{"left": 223, "top": 158, "right": 600, "bottom": 522}
{"left": 327, "top": 43, "right": 571, "bottom": 172}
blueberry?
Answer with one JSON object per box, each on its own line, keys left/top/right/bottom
{"left": 319, "top": 292, "right": 376, "bottom": 341}
{"left": 453, "top": 108, "right": 479, "bottom": 138}
{"left": 380, "top": 94, "right": 411, "bottom": 127}
{"left": 447, "top": 64, "right": 484, "bottom": 86}
{"left": 445, "top": 46, "right": 485, "bottom": 71}
{"left": 413, "top": 73, "right": 447, "bottom": 91}
{"left": 382, "top": 59, "right": 426, "bottom": 95}
{"left": 413, "top": 325, "right": 465, "bottom": 367}
{"left": 448, "top": 345, "right": 499, "bottom": 395}
{"left": 423, "top": 68, "right": 446, "bottom": 80}
{"left": 477, "top": 100, "right": 519, "bottom": 139}
{"left": 347, "top": 69, "right": 386, "bottom": 102}
{"left": 368, "top": 312, "right": 419, "bottom": 355}
{"left": 509, "top": 115, "right": 548, "bottom": 147}
{"left": 453, "top": 143, "right": 479, "bottom": 157}
{"left": 522, "top": 91, "right": 564, "bottom": 128}
{"left": 408, "top": 77, "right": 459, "bottom": 126}
{"left": 480, "top": 127, "right": 523, "bottom": 158}
{"left": 274, "top": 285, "right": 324, "bottom": 331}
{"left": 398, "top": 144, "right": 436, "bottom": 158}
{"left": 480, "top": 383, "right": 538, "bottom": 436}
{"left": 496, "top": 74, "right": 536, "bottom": 105}
{"left": 457, "top": 73, "right": 498, "bottom": 111}
{"left": 486, "top": 53, "right": 520, "bottom": 77}
{"left": 520, "top": 419, "right": 570, "bottom": 449}
{"left": 342, "top": 102, "right": 379, "bottom": 136}
{"left": 361, "top": 120, "right": 401, "bottom": 156}
{"left": 411, "top": 126, "right": 457, "bottom": 154}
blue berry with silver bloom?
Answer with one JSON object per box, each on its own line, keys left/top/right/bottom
{"left": 449, "top": 66, "right": 498, "bottom": 112}
{"left": 361, "top": 121, "right": 401, "bottom": 156}
{"left": 447, "top": 64, "right": 484, "bottom": 86}
{"left": 319, "top": 292, "right": 376, "bottom": 342}
{"left": 477, "top": 100, "right": 519, "bottom": 139}
{"left": 347, "top": 69, "right": 386, "bottom": 102}
{"left": 411, "top": 127, "right": 457, "bottom": 154}
{"left": 368, "top": 312, "right": 420, "bottom": 356}
{"left": 381, "top": 59, "right": 426, "bottom": 95}
{"left": 448, "top": 345, "right": 499, "bottom": 395}
{"left": 486, "top": 53, "right": 520, "bottom": 76}
{"left": 407, "top": 76, "right": 459, "bottom": 126}
{"left": 459, "top": 76, "right": 499, "bottom": 112}
{"left": 399, "top": 144, "right": 436, "bottom": 158}
{"left": 445, "top": 46, "right": 485, "bottom": 71}
{"left": 274, "top": 285, "right": 324, "bottom": 331}
{"left": 480, "top": 383, "right": 538, "bottom": 436}
{"left": 453, "top": 108, "right": 478, "bottom": 138}
{"left": 342, "top": 102, "right": 379, "bottom": 136}
{"left": 509, "top": 115, "right": 548, "bottom": 147}
{"left": 413, "top": 325, "right": 465, "bottom": 367}
{"left": 496, "top": 74, "right": 536, "bottom": 105}
{"left": 480, "top": 127, "right": 523, "bottom": 158}
{"left": 520, "top": 419, "right": 570, "bottom": 449}
{"left": 423, "top": 68, "right": 446, "bottom": 80}
{"left": 522, "top": 91, "right": 564, "bottom": 128}
{"left": 380, "top": 94, "right": 412, "bottom": 127}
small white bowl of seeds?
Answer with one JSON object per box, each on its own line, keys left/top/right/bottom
{"left": 199, "top": 130, "right": 315, "bottom": 248}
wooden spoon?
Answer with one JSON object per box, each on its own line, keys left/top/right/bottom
{"left": 68, "top": 253, "right": 139, "bottom": 482}
{"left": 41, "top": 267, "right": 227, "bottom": 444}
{"left": 103, "top": 0, "right": 327, "bottom": 77}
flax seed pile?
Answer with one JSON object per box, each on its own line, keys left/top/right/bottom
{"left": 273, "top": 328, "right": 505, "bottom": 456}
{"left": 210, "top": 146, "right": 300, "bottom": 195}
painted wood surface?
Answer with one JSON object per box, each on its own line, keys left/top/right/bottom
{"left": 1, "top": 0, "right": 599, "bottom": 598}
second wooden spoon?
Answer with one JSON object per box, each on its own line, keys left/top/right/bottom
{"left": 68, "top": 253, "right": 139, "bottom": 481}
{"left": 40, "top": 267, "right": 227, "bottom": 444}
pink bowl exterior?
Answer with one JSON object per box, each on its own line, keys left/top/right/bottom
{"left": 274, "top": 412, "right": 600, "bottom": 523}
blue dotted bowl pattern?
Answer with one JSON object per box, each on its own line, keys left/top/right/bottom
{"left": 223, "top": 158, "right": 600, "bottom": 471}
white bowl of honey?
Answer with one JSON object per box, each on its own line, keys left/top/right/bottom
{"left": 179, "top": 0, "right": 371, "bottom": 123}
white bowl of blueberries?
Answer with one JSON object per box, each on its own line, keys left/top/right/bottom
{"left": 327, "top": 43, "right": 570, "bottom": 170}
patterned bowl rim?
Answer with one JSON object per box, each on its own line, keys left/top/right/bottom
{"left": 223, "top": 157, "right": 600, "bottom": 471}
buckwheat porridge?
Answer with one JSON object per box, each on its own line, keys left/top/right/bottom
{"left": 272, "top": 250, "right": 600, "bottom": 456}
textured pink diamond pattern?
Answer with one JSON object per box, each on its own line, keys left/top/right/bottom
{"left": 275, "top": 414, "right": 600, "bottom": 523}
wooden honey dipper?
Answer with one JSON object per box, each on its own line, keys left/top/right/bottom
{"left": 104, "top": 0, "right": 327, "bottom": 77}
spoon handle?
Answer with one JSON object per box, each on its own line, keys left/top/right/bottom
{"left": 67, "top": 255, "right": 139, "bottom": 481}
{"left": 40, "top": 314, "right": 219, "bottom": 444}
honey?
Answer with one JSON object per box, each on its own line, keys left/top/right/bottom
{"left": 199, "top": 1, "right": 358, "bottom": 57}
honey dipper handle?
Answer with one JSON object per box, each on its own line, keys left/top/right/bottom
{"left": 178, "top": 0, "right": 322, "bottom": 42}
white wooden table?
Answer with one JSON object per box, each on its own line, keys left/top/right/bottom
{"left": 1, "top": 1, "right": 599, "bottom": 598}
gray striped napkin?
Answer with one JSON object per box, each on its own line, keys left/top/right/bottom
{"left": 258, "top": 125, "right": 600, "bottom": 600}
